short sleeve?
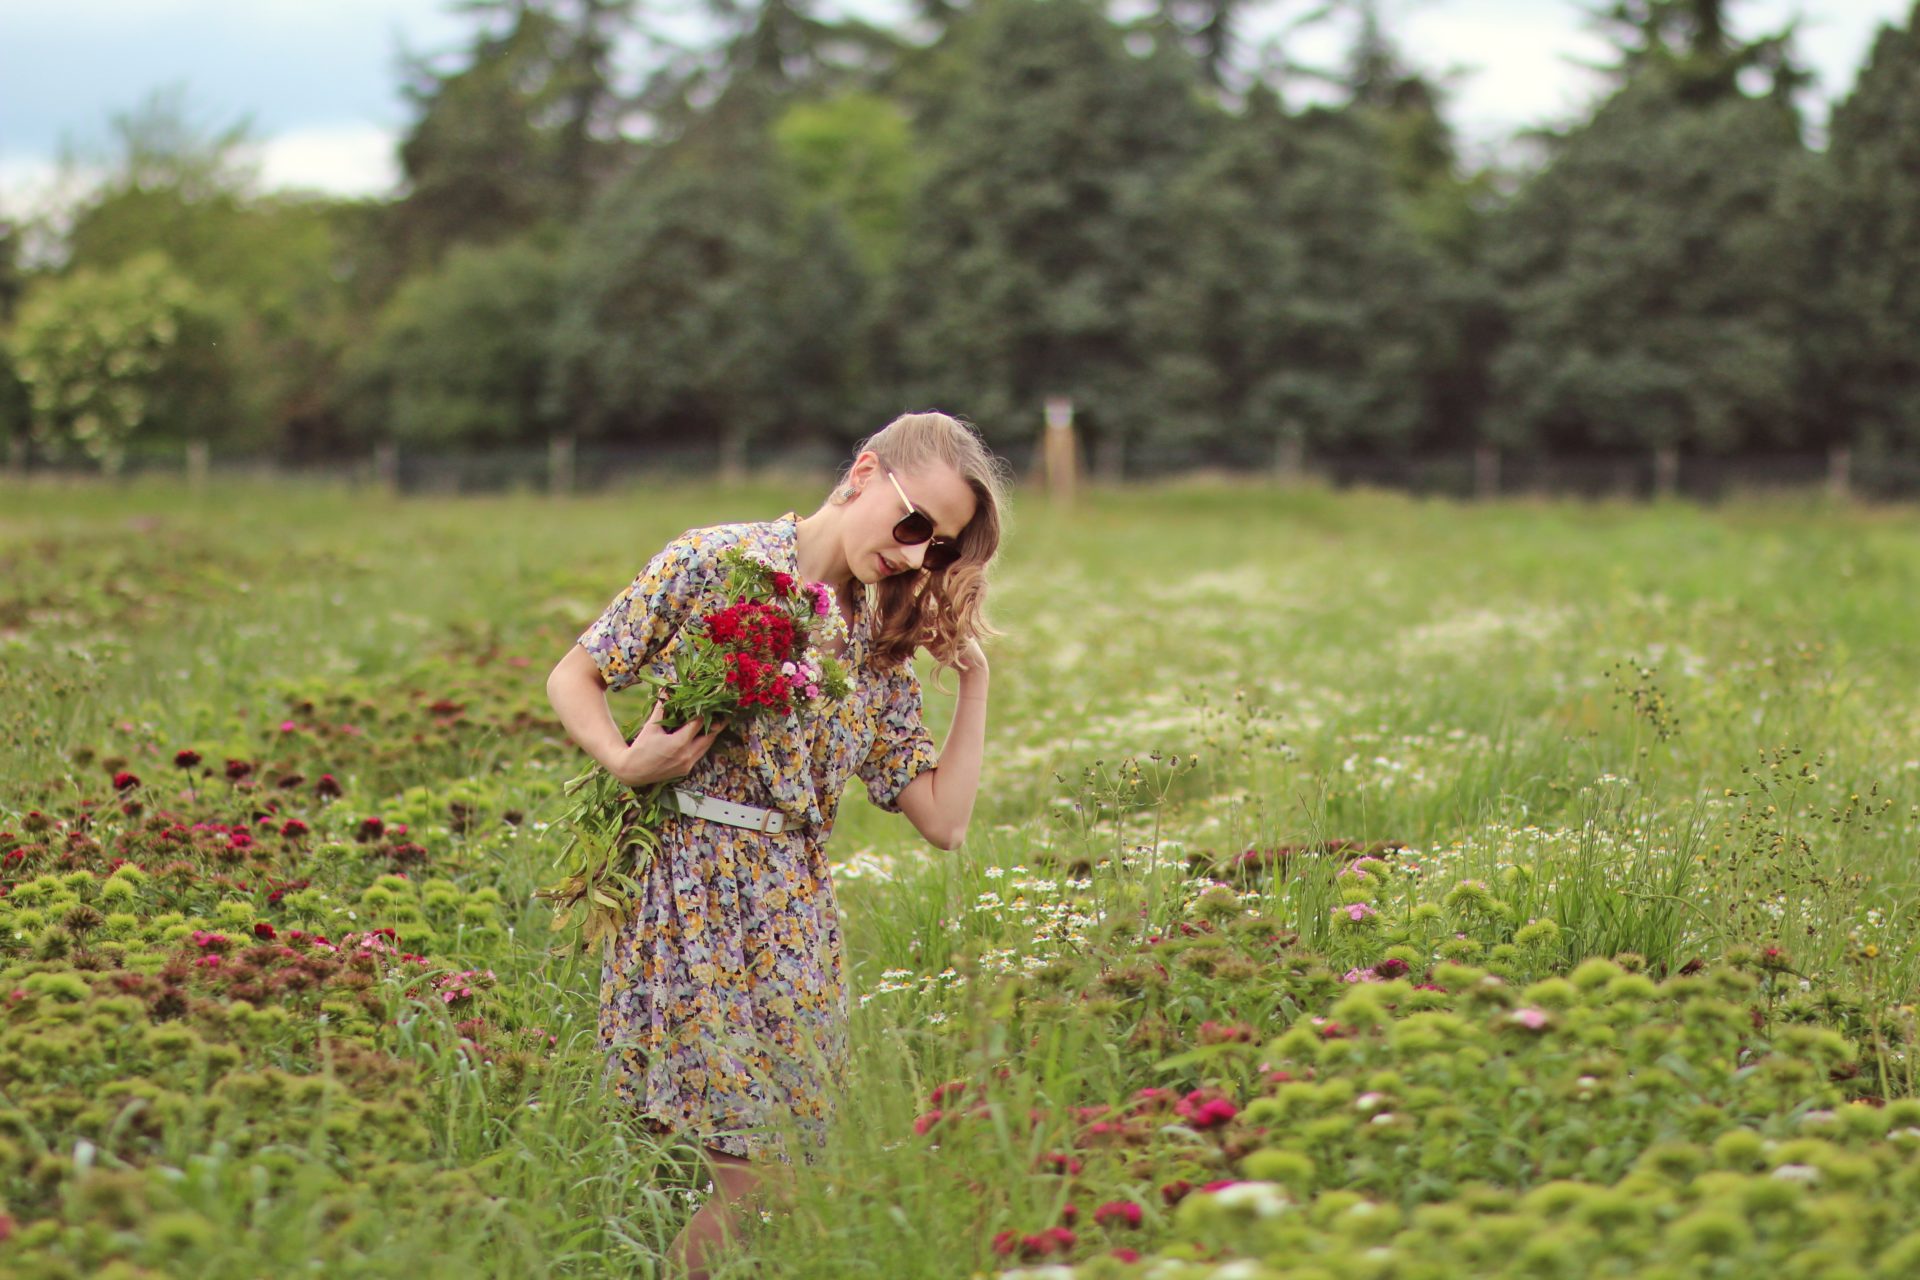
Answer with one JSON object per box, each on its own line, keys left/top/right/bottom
{"left": 576, "top": 532, "right": 714, "bottom": 693}
{"left": 855, "top": 660, "right": 941, "bottom": 813}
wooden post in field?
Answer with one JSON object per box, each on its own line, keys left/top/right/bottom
{"left": 549, "top": 433, "right": 575, "bottom": 497}
{"left": 1473, "top": 444, "right": 1500, "bottom": 500}
{"left": 186, "top": 439, "right": 209, "bottom": 493}
{"left": 1653, "top": 446, "right": 1679, "bottom": 500}
{"left": 1042, "top": 395, "right": 1077, "bottom": 507}
{"left": 1273, "top": 429, "right": 1304, "bottom": 484}
{"left": 375, "top": 442, "right": 400, "bottom": 496}
{"left": 1827, "top": 445, "right": 1853, "bottom": 501}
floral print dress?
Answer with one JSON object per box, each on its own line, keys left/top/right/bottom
{"left": 577, "top": 511, "right": 940, "bottom": 1165}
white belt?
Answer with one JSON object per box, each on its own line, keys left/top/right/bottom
{"left": 664, "top": 787, "right": 789, "bottom": 834}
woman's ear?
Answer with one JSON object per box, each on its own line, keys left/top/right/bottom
{"left": 846, "top": 450, "right": 881, "bottom": 494}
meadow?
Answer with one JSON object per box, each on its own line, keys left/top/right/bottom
{"left": 3, "top": 477, "right": 1919, "bottom": 1279}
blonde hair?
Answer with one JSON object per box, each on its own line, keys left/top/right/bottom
{"left": 845, "top": 411, "right": 1013, "bottom": 668}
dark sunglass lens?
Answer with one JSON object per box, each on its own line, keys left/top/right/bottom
{"left": 892, "top": 511, "right": 935, "bottom": 545}
{"left": 925, "top": 542, "right": 961, "bottom": 571}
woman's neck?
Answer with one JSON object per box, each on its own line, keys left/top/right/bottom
{"left": 793, "top": 506, "right": 854, "bottom": 598}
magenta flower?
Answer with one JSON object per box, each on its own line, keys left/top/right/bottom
{"left": 1094, "top": 1200, "right": 1143, "bottom": 1229}
{"left": 1510, "top": 1007, "right": 1550, "bottom": 1030}
{"left": 1336, "top": 902, "right": 1378, "bottom": 922}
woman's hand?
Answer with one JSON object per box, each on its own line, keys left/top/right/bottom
{"left": 609, "top": 697, "right": 726, "bottom": 788}
{"left": 945, "top": 636, "right": 989, "bottom": 679}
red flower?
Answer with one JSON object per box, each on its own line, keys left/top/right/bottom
{"left": 1111, "top": 1247, "right": 1141, "bottom": 1262}
{"left": 1036, "top": 1152, "right": 1083, "bottom": 1176}
{"left": 356, "top": 817, "right": 385, "bottom": 843}
{"left": 912, "top": 1110, "right": 944, "bottom": 1135}
{"left": 769, "top": 572, "right": 794, "bottom": 596}
{"left": 315, "top": 774, "right": 343, "bottom": 799}
{"left": 1174, "top": 1089, "right": 1239, "bottom": 1130}
{"left": 929, "top": 1079, "right": 969, "bottom": 1106}
{"left": 224, "top": 759, "right": 253, "bottom": 781}
{"left": 280, "top": 819, "right": 309, "bottom": 839}
{"left": 991, "top": 1230, "right": 1017, "bottom": 1257}
{"left": 1160, "top": 1180, "right": 1194, "bottom": 1206}
{"left": 705, "top": 601, "right": 798, "bottom": 662}
{"left": 1375, "top": 956, "right": 1411, "bottom": 979}
{"left": 254, "top": 922, "right": 277, "bottom": 940}
{"left": 112, "top": 771, "right": 141, "bottom": 792}
{"left": 1094, "top": 1201, "right": 1143, "bottom": 1229}
{"left": 1060, "top": 1203, "right": 1079, "bottom": 1224}
{"left": 174, "top": 749, "right": 202, "bottom": 768}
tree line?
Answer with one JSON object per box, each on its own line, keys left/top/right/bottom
{"left": 3, "top": 0, "right": 1918, "bottom": 477}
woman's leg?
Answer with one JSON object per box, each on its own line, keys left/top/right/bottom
{"left": 667, "top": 1146, "right": 763, "bottom": 1280}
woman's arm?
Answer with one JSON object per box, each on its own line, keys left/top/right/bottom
{"left": 896, "top": 639, "right": 989, "bottom": 850}
{"left": 548, "top": 636, "right": 724, "bottom": 787}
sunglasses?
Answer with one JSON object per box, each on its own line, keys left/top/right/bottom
{"left": 882, "top": 467, "right": 963, "bottom": 571}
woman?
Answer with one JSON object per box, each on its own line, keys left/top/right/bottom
{"left": 545, "top": 410, "right": 1011, "bottom": 1278}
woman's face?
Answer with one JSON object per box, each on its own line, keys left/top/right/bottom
{"left": 841, "top": 452, "right": 978, "bottom": 586}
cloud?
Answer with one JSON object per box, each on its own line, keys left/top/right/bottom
{"left": 248, "top": 123, "right": 400, "bottom": 198}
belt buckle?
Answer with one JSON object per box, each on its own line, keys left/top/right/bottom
{"left": 757, "top": 807, "right": 783, "bottom": 835}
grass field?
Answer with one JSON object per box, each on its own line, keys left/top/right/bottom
{"left": 4, "top": 477, "right": 1920, "bottom": 1278}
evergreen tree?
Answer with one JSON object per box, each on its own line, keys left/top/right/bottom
{"left": 1808, "top": 2, "right": 1920, "bottom": 452}
{"left": 1577, "top": 0, "right": 1812, "bottom": 106}
{"left": 1137, "top": 89, "right": 1443, "bottom": 465}
{"left": 389, "top": 0, "right": 638, "bottom": 270}
{"left": 543, "top": 113, "right": 863, "bottom": 470}
{"left": 1486, "top": 74, "right": 1812, "bottom": 455}
{"left": 880, "top": 0, "right": 1206, "bottom": 475}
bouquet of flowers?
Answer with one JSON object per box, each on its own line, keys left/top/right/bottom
{"left": 537, "top": 548, "right": 852, "bottom": 956}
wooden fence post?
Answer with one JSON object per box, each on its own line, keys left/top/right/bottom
{"left": 1653, "top": 446, "right": 1679, "bottom": 500}
{"left": 1473, "top": 444, "right": 1500, "bottom": 500}
{"left": 186, "top": 439, "right": 209, "bottom": 493}
{"left": 1827, "top": 445, "right": 1853, "bottom": 501}
{"left": 1042, "top": 395, "right": 1077, "bottom": 507}
{"left": 1273, "top": 431, "right": 1305, "bottom": 485}
{"left": 549, "top": 433, "right": 575, "bottom": 497}
{"left": 374, "top": 442, "right": 399, "bottom": 496}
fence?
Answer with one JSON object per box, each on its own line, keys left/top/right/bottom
{"left": 8, "top": 436, "right": 1920, "bottom": 503}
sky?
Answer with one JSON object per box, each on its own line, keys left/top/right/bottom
{"left": 1, "top": 0, "right": 1913, "bottom": 220}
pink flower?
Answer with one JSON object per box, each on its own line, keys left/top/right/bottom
{"left": 1336, "top": 902, "right": 1378, "bottom": 922}
{"left": 809, "top": 582, "right": 832, "bottom": 617}
{"left": 912, "top": 1110, "right": 944, "bottom": 1135}
{"left": 279, "top": 719, "right": 299, "bottom": 733}
{"left": 1342, "top": 966, "right": 1381, "bottom": 983}
{"left": 1510, "top": 1007, "right": 1549, "bottom": 1030}
{"left": 1094, "top": 1200, "right": 1143, "bottom": 1229}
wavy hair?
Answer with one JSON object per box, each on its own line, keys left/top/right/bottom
{"left": 847, "top": 411, "right": 1013, "bottom": 669}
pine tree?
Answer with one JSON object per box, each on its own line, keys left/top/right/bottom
{"left": 878, "top": 0, "right": 1206, "bottom": 475}
{"left": 1809, "top": 2, "right": 1920, "bottom": 453}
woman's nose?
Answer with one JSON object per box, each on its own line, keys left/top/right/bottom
{"left": 899, "top": 539, "right": 928, "bottom": 569}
